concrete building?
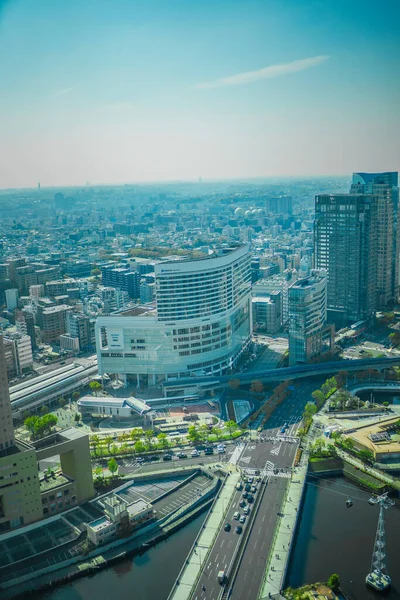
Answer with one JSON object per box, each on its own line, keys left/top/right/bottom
{"left": 252, "top": 270, "right": 298, "bottom": 325}
{"left": 252, "top": 291, "right": 282, "bottom": 334}
{"left": 36, "top": 304, "right": 72, "bottom": 343}
{"left": 96, "top": 245, "right": 252, "bottom": 386}
{"left": 139, "top": 281, "right": 155, "bottom": 304}
{"left": 60, "top": 334, "right": 80, "bottom": 353}
{"left": 66, "top": 312, "right": 94, "bottom": 351}
{"left": 351, "top": 172, "right": 399, "bottom": 307}
{"left": 314, "top": 193, "right": 378, "bottom": 326}
{"left": 5, "top": 289, "right": 18, "bottom": 311}
{"left": 101, "top": 266, "right": 140, "bottom": 299}
{"left": 86, "top": 495, "right": 153, "bottom": 546}
{"left": 288, "top": 273, "right": 333, "bottom": 366}
{"left": 3, "top": 333, "right": 33, "bottom": 378}
{"left": 77, "top": 395, "right": 151, "bottom": 418}
{"left": 29, "top": 284, "right": 45, "bottom": 298}
{"left": 0, "top": 335, "right": 15, "bottom": 451}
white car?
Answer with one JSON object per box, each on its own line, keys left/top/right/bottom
{"left": 217, "top": 446, "right": 226, "bottom": 453}
{"left": 191, "top": 449, "right": 200, "bottom": 457}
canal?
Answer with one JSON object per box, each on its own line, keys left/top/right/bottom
{"left": 286, "top": 476, "right": 400, "bottom": 600}
{"left": 37, "top": 513, "right": 206, "bottom": 600}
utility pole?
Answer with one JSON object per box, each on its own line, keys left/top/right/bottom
{"left": 366, "top": 492, "right": 394, "bottom": 591}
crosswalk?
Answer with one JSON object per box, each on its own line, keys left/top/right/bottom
{"left": 265, "top": 470, "right": 291, "bottom": 478}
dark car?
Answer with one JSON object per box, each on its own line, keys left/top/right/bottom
{"left": 150, "top": 455, "right": 160, "bottom": 461}
{"left": 239, "top": 500, "right": 246, "bottom": 508}
{"left": 242, "top": 491, "right": 248, "bottom": 499}
{"left": 247, "top": 495, "right": 254, "bottom": 503}
{"left": 245, "top": 484, "right": 251, "bottom": 492}
{"left": 177, "top": 452, "right": 187, "bottom": 459}
{"left": 224, "top": 522, "right": 231, "bottom": 532}
{"left": 204, "top": 447, "right": 214, "bottom": 455}
{"left": 163, "top": 454, "right": 172, "bottom": 461}
{"left": 235, "top": 525, "right": 243, "bottom": 534}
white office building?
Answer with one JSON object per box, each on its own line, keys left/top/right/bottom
{"left": 96, "top": 245, "right": 252, "bottom": 386}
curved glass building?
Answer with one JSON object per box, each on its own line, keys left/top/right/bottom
{"left": 96, "top": 245, "right": 252, "bottom": 386}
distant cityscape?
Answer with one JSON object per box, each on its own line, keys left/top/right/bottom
{"left": 0, "top": 172, "right": 399, "bottom": 600}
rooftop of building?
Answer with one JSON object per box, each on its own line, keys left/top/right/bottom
{"left": 39, "top": 471, "right": 74, "bottom": 493}
{"left": 87, "top": 516, "right": 111, "bottom": 531}
{"left": 349, "top": 416, "right": 400, "bottom": 455}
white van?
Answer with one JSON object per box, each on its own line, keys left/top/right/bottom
{"left": 233, "top": 511, "right": 240, "bottom": 520}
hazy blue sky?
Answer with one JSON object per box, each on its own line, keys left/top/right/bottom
{"left": 0, "top": 0, "right": 399, "bottom": 188}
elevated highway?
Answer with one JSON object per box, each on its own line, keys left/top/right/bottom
{"left": 163, "top": 357, "right": 400, "bottom": 392}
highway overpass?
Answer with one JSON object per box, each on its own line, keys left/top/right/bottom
{"left": 163, "top": 356, "right": 400, "bottom": 392}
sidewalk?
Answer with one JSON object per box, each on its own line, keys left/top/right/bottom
{"left": 259, "top": 456, "right": 309, "bottom": 599}
{"left": 169, "top": 471, "right": 241, "bottom": 600}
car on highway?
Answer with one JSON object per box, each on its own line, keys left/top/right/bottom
{"left": 242, "top": 491, "right": 248, "bottom": 499}
{"left": 247, "top": 495, "right": 254, "bottom": 503}
{"left": 236, "top": 482, "right": 243, "bottom": 491}
{"left": 239, "top": 500, "right": 246, "bottom": 508}
{"left": 146, "top": 455, "right": 160, "bottom": 462}
{"left": 234, "top": 511, "right": 240, "bottom": 520}
{"left": 243, "top": 506, "right": 250, "bottom": 515}
{"left": 204, "top": 447, "right": 214, "bottom": 455}
{"left": 247, "top": 476, "right": 253, "bottom": 483}
{"left": 136, "top": 457, "right": 145, "bottom": 463}
{"left": 251, "top": 485, "right": 257, "bottom": 493}
{"left": 224, "top": 523, "right": 231, "bottom": 532}
{"left": 163, "top": 454, "right": 173, "bottom": 461}
{"left": 239, "top": 515, "right": 246, "bottom": 524}
{"left": 280, "top": 427, "right": 286, "bottom": 434}
{"left": 245, "top": 483, "right": 251, "bottom": 492}
{"left": 177, "top": 452, "right": 187, "bottom": 459}
{"left": 236, "top": 525, "right": 243, "bottom": 534}
{"left": 191, "top": 449, "right": 200, "bottom": 457}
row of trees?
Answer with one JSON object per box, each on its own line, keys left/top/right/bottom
{"left": 90, "top": 421, "right": 242, "bottom": 458}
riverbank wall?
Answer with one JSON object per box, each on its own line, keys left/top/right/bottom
{"left": 308, "top": 458, "right": 388, "bottom": 493}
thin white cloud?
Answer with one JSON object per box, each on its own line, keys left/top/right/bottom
{"left": 54, "top": 87, "right": 76, "bottom": 97}
{"left": 195, "top": 55, "right": 330, "bottom": 89}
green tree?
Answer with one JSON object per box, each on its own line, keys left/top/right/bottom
{"left": 134, "top": 440, "right": 146, "bottom": 454}
{"left": 212, "top": 426, "right": 222, "bottom": 440}
{"left": 108, "top": 458, "right": 118, "bottom": 479}
{"left": 91, "top": 434, "right": 100, "bottom": 455}
{"left": 91, "top": 268, "right": 101, "bottom": 277}
{"left": 74, "top": 412, "right": 81, "bottom": 423}
{"left": 130, "top": 428, "right": 142, "bottom": 442}
{"left": 157, "top": 432, "right": 169, "bottom": 448}
{"left": 25, "top": 415, "right": 39, "bottom": 434}
{"left": 22, "top": 410, "right": 31, "bottom": 421}
{"left": 94, "top": 466, "right": 103, "bottom": 480}
{"left": 327, "top": 573, "right": 340, "bottom": 592}
{"left": 250, "top": 380, "right": 264, "bottom": 394}
{"left": 40, "top": 405, "right": 49, "bottom": 415}
{"left": 226, "top": 420, "right": 238, "bottom": 438}
{"left": 104, "top": 436, "right": 114, "bottom": 453}
{"left": 188, "top": 425, "right": 200, "bottom": 443}
{"left": 72, "top": 391, "right": 80, "bottom": 402}
{"left": 58, "top": 397, "right": 67, "bottom": 408}
{"left": 303, "top": 402, "right": 317, "bottom": 419}
{"left": 358, "top": 449, "right": 374, "bottom": 465}
{"left": 144, "top": 429, "right": 154, "bottom": 449}
{"left": 312, "top": 390, "right": 325, "bottom": 407}
{"left": 89, "top": 381, "right": 102, "bottom": 396}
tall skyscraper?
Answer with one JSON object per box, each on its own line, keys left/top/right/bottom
{"left": 288, "top": 272, "right": 333, "bottom": 366}
{"left": 314, "top": 193, "right": 378, "bottom": 326}
{"left": 0, "top": 335, "right": 15, "bottom": 452}
{"left": 351, "top": 172, "right": 399, "bottom": 307}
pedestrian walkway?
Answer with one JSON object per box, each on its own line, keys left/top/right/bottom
{"left": 168, "top": 471, "right": 241, "bottom": 600}
{"left": 259, "top": 456, "right": 309, "bottom": 599}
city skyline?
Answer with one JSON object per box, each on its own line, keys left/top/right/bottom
{"left": 0, "top": 0, "right": 399, "bottom": 188}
